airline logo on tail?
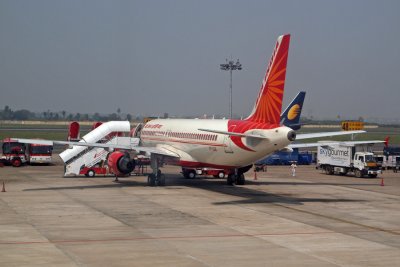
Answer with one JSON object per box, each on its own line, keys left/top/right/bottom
{"left": 287, "top": 104, "right": 301, "bottom": 120}
{"left": 280, "top": 91, "right": 306, "bottom": 130}
{"left": 246, "top": 34, "right": 291, "bottom": 124}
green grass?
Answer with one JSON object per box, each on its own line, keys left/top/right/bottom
{"left": 0, "top": 130, "right": 71, "bottom": 140}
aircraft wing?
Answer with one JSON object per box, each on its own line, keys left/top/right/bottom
{"left": 288, "top": 140, "right": 385, "bottom": 149}
{"left": 295, "top": 130, "right": 365, "bottom": 140}
{"left": 14, "top": 138, "right": 180, "bottom": 158}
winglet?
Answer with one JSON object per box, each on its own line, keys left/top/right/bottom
{"left": 245, "top": 34, "right": 291, "bottom": 124}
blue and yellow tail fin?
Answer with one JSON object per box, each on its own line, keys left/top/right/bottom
{"left": 280, "top": 91, "right": 306, "bottom": 130}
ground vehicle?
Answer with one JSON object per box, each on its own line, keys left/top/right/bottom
{"left": 374, "top": 155, "right": 387, "bottom": 169}
{"left": 79, "top": 166, "right": 108, "bottom": 177}
{"left": 1, "top": 138, "right": 53, "bottom": 167}
{"left": 0, "top": 138, "right": 28, "bottom": 167}
{"left": 317, "top": 144, "right": 381, "bottom": 178}
{"left": 182, "top": 168, "right": 228, "bottom": 179}
{"left": 386, "top": 155, "right": 400, "bottom": 172}
{"left": 374, "top": 154, "right": 399, "bottom": 172}
{"left": 256, "top": 148, "right": 313, "bottom": 166}
{"left": 28, "top": 143, "right": 53, "bottom": 164}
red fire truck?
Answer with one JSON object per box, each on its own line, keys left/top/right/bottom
{"left": 1, "top": 138, "right": 28, "bottom": 167}
{"left": 1, "top": 138, "right": 53, "bottom": 167}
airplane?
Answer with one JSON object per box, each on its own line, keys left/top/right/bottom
{"left": 16, "top": 34, "right": 364, "bottom": 186}
{"left": 280, "top": 91, "right": 305, "bottom": 130}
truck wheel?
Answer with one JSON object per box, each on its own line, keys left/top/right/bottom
{"left": 87, "top": 170, "right": 95, "bottom": 177}
{"left": 354, "top": 169, "right": 362, "bottom": 178}
{"left": 188, "top": 170, "right": 196, "bottom": 179}
{"left": 325, "top": 166, "right": 333, "bottom": 175}
{"left": 218, "top": 171, "right": 225, "bottom": 179}
{"left": 12, "top": 158, "right": 22, "bottom": 167}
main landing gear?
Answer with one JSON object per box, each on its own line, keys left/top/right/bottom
{"left": 226, "top": 165, "right": 252, "bottom": 185}
{"left": 147, "top": 155, "right": 166, "bottom": 187}
{"left": 227, "top": 169, "right": 245, "bottom": 185}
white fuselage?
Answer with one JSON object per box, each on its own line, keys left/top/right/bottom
{"left": 140, "top": 119, "right": 293, "bottom": 168}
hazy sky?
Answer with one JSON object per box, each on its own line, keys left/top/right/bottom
{"left": 0, "top": 0, "right": 399, "bottom": 121}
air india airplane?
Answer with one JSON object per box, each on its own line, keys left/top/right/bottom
{"left": 16, "top": 34, "right": 363, "bottom": 186}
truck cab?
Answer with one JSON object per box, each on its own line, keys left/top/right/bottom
{"left": 1, "top": 138, "right": 28, "bottom": 167}
{"left": 353, "top": 152, "right": 380, "bottom": 178}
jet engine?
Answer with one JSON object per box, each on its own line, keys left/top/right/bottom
{"left": 107, "top": 151, "right": 135, "bottom": 176}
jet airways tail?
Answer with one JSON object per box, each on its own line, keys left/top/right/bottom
{"left": 280, "top": 91, "right": 306, "bottom": 130}
{"left": 245, "top": 34, "right": 291, "bottom": 124}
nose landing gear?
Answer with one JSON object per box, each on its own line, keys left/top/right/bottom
{"left": 147, "top": 155, "right": 166, "bottom": 186}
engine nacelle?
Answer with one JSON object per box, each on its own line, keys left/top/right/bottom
{"left": 107, "top": 151, "right": 135, "bottom": 176}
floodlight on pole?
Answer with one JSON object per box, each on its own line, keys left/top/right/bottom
{"left": 220, "top": 59, "right": 242, "bottom": 119}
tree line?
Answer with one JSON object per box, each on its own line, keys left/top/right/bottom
{"left": 0, "top": 106, "right": 134, "bottom": 122}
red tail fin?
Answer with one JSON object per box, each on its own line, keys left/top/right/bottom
{"left": 245, "top": 34, "right": 291, "bottom": 124}
{"left": 384, "top": 136, "right": 390, "bottom": 147}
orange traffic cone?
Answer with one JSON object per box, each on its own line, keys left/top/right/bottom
{"left": 1, "top": 181, "right": 5, "bottom": 192}
{"left": 380, "top": 177, "right": 384, "bottom": 186}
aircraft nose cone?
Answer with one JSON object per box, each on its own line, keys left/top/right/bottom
{"left": 287, "top": 130, "right": 296, "bottom": 141}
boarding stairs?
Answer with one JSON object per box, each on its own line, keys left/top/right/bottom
{"left": 63, "top": 136, "right": 139, "bottom": 176}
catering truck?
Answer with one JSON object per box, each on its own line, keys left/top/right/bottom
{"left": 317, "top": 144, "right": 381, "bottom": 178}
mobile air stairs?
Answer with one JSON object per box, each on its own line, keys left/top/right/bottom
{"left": 59, "top": 121, "right": 139, "bottom": 176}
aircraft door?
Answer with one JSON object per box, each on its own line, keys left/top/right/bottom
{"left": 132, "top": 123, "right": 143, "bottom": 138}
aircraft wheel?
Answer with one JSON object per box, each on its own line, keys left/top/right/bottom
{"left": 157, "top": 174, "right": 166, "bottom": 186}
{"left": 147, "top": 174, "right": 156, "bottom": 186}
{"left": 236, "top": 174, "right": 245, "bottom": 185}
{"left": 227, "top": 174, "right": 235, "bottom": 185}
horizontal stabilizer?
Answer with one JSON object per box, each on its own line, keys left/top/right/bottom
{"left": 296, "top": 130, "right": 365, "bottom": 140}
{"left": 289, "top": 140, "right": 384, "bottom": 149}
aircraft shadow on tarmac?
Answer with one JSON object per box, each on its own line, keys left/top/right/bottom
{"left": 167, "top": 176, "right": 366, "bottom": 206}
{"left": 24, "top": 180, "right": 147, "bottom": 191}
{"left": 24, "top": 174, "right": 367, "bottom": 206}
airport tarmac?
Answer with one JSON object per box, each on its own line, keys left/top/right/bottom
{"left": 1, "top": 162, "right": 399, "bottom": 267}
